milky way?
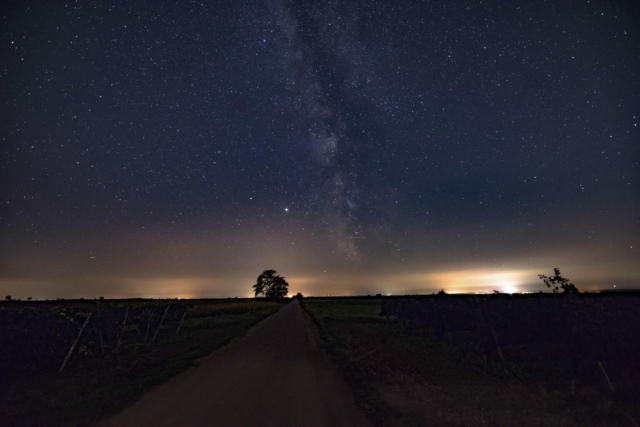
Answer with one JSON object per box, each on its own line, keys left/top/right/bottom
{"left": 1, "top": 1, "right": 638, "bottom": 298}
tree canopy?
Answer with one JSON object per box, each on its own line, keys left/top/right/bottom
{"left": 253, "top": 270, "right": 289, "bottom": 299}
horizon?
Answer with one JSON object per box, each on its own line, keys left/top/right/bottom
{"left": 4, "top": 287, "right": 638, "bottom": 301}
{"left": 2, "top": 268, "right": 634, "bottom": 300}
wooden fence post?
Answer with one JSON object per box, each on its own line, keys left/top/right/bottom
{"left": 176, "top": 311, "right": 186, "bottom": 334}
{"left": 598, "top": 361, "right": 615, "bottom": 391}
{"left": 144, "top": 311, "right": 153, "bottom": 342}
{"left": 116, "top": 306, "right": 129, "bottom": 353}
{"left": 152, "top": 306, "right": 170, "bottom": 342}
{"left": 59, "top": 312, "right": 93, "bottom": 373}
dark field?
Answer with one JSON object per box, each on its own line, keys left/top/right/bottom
{"left": 0, "top": 299, "right": 283, "bottom": 427}
{"left": 303, "top": 296, "right": 640, "bottom": 427}
{"left": 2, "top": 295, "right": 638, "bottom": 427}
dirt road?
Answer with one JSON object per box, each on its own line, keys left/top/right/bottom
{"left": 105, "top": 300, "right": 371, "bottom": 427}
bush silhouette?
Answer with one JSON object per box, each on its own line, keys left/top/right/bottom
{"left": 538, "top": 268, "right": 579, "bottom": 293}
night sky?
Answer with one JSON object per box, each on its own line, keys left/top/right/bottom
{"left": 1, "top": 1, "right": 638, "bottom": 299}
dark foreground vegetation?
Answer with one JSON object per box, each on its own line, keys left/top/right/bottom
{"left": 0, "top": 298, "right": 283, "bottom": 427}
{"left": 382, "top": 292, "right": 640, "bottom": 392}
{"left": 303, "top": 294, "right": 640, "bottom": 427}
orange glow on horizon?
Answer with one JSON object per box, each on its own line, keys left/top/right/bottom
{"left": 1, "top": 266, "right": 633, "bottom": 300}
{"left": 402, "top": 268, "right": 538, "bottom": 294}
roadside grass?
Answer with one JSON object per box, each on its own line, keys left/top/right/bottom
{"left": 186, "top": 300, "right": 273, "bottom": 318}
{"left": 303, "top": 299, "right": 633, "bottom": 427}
{"left": 0, "top": 301, "right": 283, "bottom": 427}
{"left": 302, "top": 299, "right": 400, "bottom": 425}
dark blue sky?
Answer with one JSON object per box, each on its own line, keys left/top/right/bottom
{"left": 1, "top": 0, "right": 638, "bottom": 298}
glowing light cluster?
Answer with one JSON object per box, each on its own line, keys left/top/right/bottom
{"left": 409, "top": 268, "right": 536, "bottom": 294}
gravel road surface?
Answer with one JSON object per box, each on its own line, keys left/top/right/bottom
{"left": 105, "top": 300, "right": 371, "bottom": 427}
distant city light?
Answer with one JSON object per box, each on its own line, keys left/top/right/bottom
{"left": 410, "top": 269, "right": 530, "bottom": 294}
{"left": 501, "top": 285, "right": 519, "bottom": 294}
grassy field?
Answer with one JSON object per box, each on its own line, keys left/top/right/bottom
{"left": 302, "top": 298, "right": 636, "bottom": 427}
{"left": 0, "top": 299, "right": 284, "bottom": 427}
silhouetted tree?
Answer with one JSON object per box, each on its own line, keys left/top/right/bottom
{"left": 253, "top": 270, "right": 289, "bottom": 299}
{"left": 296, "top": 292, "right": 303, "bottom": 300}
{"left": 538, "top": 268, "right": 579, "bottom": 293}
{"left": 5, "top": 295, "right": 11, "bottom": 301}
